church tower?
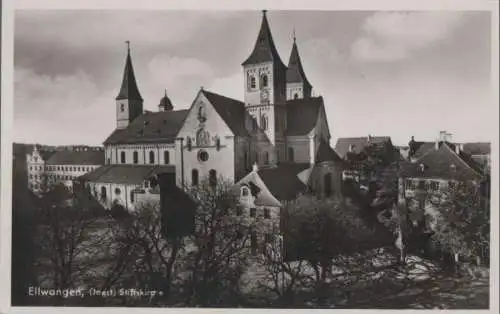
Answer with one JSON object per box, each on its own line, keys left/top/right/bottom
{"left": 286, "top": 33, "right": 312, "bottom": 100}
{"left": 242, "top": 10, "right": 287, "bottom": 165}
{"left": 116, "top": 41, "right": 143, "bottom": 129}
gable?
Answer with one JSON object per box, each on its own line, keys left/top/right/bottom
{"left": 234, "top": 171, "right": 282, "bottom": 207}
{"left": 176, "top": 90, "right": 237, "bottom": 141}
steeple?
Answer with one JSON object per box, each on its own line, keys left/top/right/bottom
{"left": 115, "top": 41, "right": 144, "bottom": 130}
{"left": 286, "top": 33, "right": 312, "bottom": 89}
{"left": 242, "top": 10, "right": 285, "bottom": 67}
{"left": 116, "top": 41, "right": 143, "bottom": 101}
{"left": 285, "top": 32, "right": 312, "bottom": 100}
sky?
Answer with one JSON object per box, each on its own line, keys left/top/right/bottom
{"left": 13, "top": 10, "right": 493, "bottom": 146}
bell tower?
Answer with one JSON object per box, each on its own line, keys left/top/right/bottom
{"left": 242, "top": 10, "right": 287, "bottom": 165}
{"left": 116, "top": 41, "right": 143, "bottom": 129}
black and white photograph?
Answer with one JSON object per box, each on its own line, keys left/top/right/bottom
{"left": 3, "top": 0, "right": 498, "bottom": 311}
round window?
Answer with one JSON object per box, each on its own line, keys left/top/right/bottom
{"left": 198, "top": 150, "right": 209, "bottom": 162}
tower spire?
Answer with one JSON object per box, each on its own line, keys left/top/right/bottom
{"left": 116, "top": 41, "right": 143, "bottom": 101}
{"left": 242, "top": 10, "right": 285, "bottom": 67}
{"left": 292, "top": 28, "right": 296, "bottom": 42}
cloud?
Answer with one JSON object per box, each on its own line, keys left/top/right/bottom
{"left": 14, "top": 67, "right": 115, "bottom": 145}
{"left": 351, "top": 12, "right": 465, "bottom": 62}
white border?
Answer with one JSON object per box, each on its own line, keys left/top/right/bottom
{"left": 1, "top": 0, "right": 498, "bottom": 313}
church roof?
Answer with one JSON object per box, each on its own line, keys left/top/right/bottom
{"left": 80, "top": 164, "right": 175, "bottom": 185}
{"left": 201, "top": 90, "right": 250, "bottom": 137}
{"left": 285, "top": 96, "right": 323, "bottom": 136}
{"left": 286, "top": 39, "right": 312, "bottom": 88}
{"left": 45, "top": 150, "right": 104, "bottom": 165}
{"left": 116, "top": 46, "right": 143, "bottom": 101}
{"left": 242, "top": 10, "right": 286, "bottom": 68}
{"left": 103, "top": 109, "right": 188, "bottom": 145}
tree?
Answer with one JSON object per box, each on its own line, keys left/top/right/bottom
{"left": 182, "top": 177, "right": 252, "bottom": 306}
{"left": 95, "top": 201, "right": 187, "bottom": 306}
{"left": 279, "top": 195, "right": 386, "bottom": 304}
{"left": 33, "top": 183, "right": 109, "bottom": 304}
{"left": 430, "top": 181, "right": 490, "bottom": 266}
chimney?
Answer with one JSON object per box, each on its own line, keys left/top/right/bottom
{"left": 349, "top": 144, "right": 355, "bottom": 153}
{"left": 368, "top": 134, "right": 372, "bottom": 141}
{"left": 435, "top": 139, "right": 439, "bottom": 150}
{"left": 252, "top": 162, "right": 259, "bottom": 172}
{"left": 455, "top": 144, "right": 461, "bottom": 154}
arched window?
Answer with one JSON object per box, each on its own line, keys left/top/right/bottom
{"left": 164, "top": 151, "right": 170, "bottom": 164}
{"left": 149, "top": 151, "right": 155, "bottom": 164}
{"left": 263, "top": 152, "right": 269, "bottom": 164}
{"left": 120, "top": 103, "right": 125, "bottom": 112}
{"left": 252, "top": 117, "right": 258, "bottom": 131}
{"left": 209, "top": 169, "right": 217, "bottom": 187}
{"left": 261, "top": 115, "right": 268, "bottom": 130}
{"left": 241, "top": 186, "right": 249, "bottom": 197}
{"left": 133, "top": 151, "right": 139, "bottom": 164}
{"left": 192, "top": 169, "right": 199, "bottom": 186}
{"left": 262, "top": 75, "right": 268, "bottom": 88}
{"left": 120, "top": 151, "right": 126, "bottom": 164}
{"left": 250, "top": 76, "right": 256, "bottom": 89}
{"left": 323, "top": 173, "right": 332, "bottom": 197}
{"left": 288, "top": 147, "right": 294, "bottom": 161}
{"left": 101, "top": 186, "right": 107, "bottom": 202}
{"left": 130, "top": 191, "right": 135, "bottom": 203}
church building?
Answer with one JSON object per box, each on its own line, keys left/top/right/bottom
{"left": 81, "top": 10, "right": 342, "bottom": 211}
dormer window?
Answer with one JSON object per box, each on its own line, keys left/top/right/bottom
{"left": 419, "top": 163, "right": 425, "bottom": 172}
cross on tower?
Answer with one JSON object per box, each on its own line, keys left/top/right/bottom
{"left": 125, "top": 40, "right": 130, "bottom": 52}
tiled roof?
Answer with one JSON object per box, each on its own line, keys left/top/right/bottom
{"left": 286, "top": 40, "right": 311, "bottom": 88}
{"left": 257, "top": 163, "right": 310, "bottom": 201}
{"left": 116, "top": 49, "right": 143, "bottom": 101}
{"left": 335, "top": 136, "right": 391, "bottom": 158}
{"left": 462, "top": 142, "right": 491, "bottom": 155}
{"left": 45, "top": 150, "right": 104, "bottom": 165}
{"left": 201, "top": 90, "right": 250, "bottom": 137}
{"left": 242, "top": 11, "right": 286, "bottom": 68}
{"left": 80, "top": 164, "right": 175, "bottom": 185}
{"left": 315, "top": 138, "right": 344, "bottom": 164}
{"left": 103, "top": 109, "right": 188, "bottom": 145}
{"left": 285, "top": 97, "right": 323, "bottom": 136}
{"left": 402, "top": 143, "right": 482, "bottom": 181}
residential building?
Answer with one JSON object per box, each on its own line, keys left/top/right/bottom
{"left": 26, "top": 145, "right": 104, "bottom": 194}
